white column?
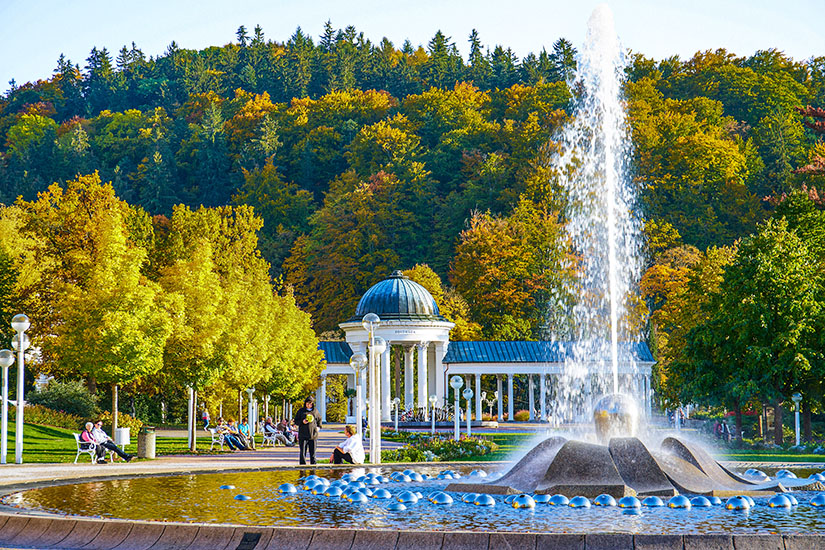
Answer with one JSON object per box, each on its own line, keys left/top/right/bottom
{"left": 496, "top": 375, "right": 503, "bottom": 421}
{"left": 539, "top": 374, "right": 547, "bottom": 422}
{"left": 528, "top": 374, "right": 535, "bottom": 421}
{"left": 320, "top": 375, "right": 327, "bottom": 423}
{"left": 404, "top": 345, "right": 414, "bottom": 409}
{"left": 381, "top": 346, "right": 391, "bottom": 422}
{"left": 507, "top": 373, "right": 514, "bottom": 421}
{"left": 474, "top": 374, "right": 482, "bottom": 421}
{"left": 417, "top": 342, "right": 429, "bottom": 412}
{"left": 434, "top": 341, "right": 447, "bottom": 408}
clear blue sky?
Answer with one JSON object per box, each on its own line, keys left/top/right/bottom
{"left": 0, "top": 0, "right": 822, "bottom": 91}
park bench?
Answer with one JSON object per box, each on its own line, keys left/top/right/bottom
{"left": 208, "top": 427, "right": 224, "bottom": 451}
{"left": 73, "top": 433, "right": 113, "bottom": 464}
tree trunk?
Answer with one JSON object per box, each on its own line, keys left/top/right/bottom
{"left": 190, "top": 389, "right": 197, "bottom": 452}
{"left": 112, "top": 384, "right": 118, "bottom": 435}
{"left": 803, "top": 401, "right": 813, "bottom": 442}
{"left": 774, "top": 399, "right": 784, "bottom": 445}
{"left": 87, "top": 376, "right": 97, "bottom": 395}
{"left": 238, "top": 389, "right": 242, "bottom": 422}
{"left": 761, "top": 404, "right": 767, "bottom": 440}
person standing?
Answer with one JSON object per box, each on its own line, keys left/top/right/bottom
{"left": 294, "top": 396, "right": 322, "bottom": 465}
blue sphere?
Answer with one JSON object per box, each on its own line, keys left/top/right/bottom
{"left": 725, "top": 496, "right": 751, "bottom": 510}
{"left": 742, "top": 495, "right": 756, "bottom": 507}
{"left": 350, "top": 481, "right": 366, "bottom": 489}
{"left": 436, "top": 473, "right": 454, "bottom": 480}
{"left": 387, "top": 502, "right": 407, "bottom": 512}
{"left": 470, "top": 469, "right": 488, "bottom": 477}
{"left": 348, "top": 491, "right": 369, "bottom": 503}
{"left": 278, "top": 483, "right": 297, "bottom": 494}
{"left": 594, "top": 494, "right": 617, "bottom": 506}
{"left": 504, "top": 494, "right": 518, "bottom": 505}
{"left": 219, "top": 484, "right": 235, "bottom": 490}
{"left": 642, "top": 496, "right": 664, "bottom": 508}
{"left": 809, "top": 473, "right": 825, "bottom": 482}
{"left": 667, "top": 495, "right": 691, "bottom": 509}
{"left": 690, "top": 496, "right": 711, "bottom": 508}
{"left": 533, "top": 494, "right": 552, "bottom": 504}
{"left": 776, "top": 469, "right": 797, "bottom": 479}
{"left": 324, "top": 486, "right": 343, "bottom": 497}
{"left": 618, "top": 496, "right": 641, "bottom": 509}
{"left": 811, "top": 494, "right": 825, "bottom": 507}
{"left": 362, "top": 488, "right": 374, "bottom": 497}
{"left": 398, "top": 491, "right": 419, "bottom": 504}
{"left": 372, "top": 488, "right": 392, "bottom": 499}
{"left": 234, "top": 494, "right": 252, "bottom": 501}
{"left": 549, "top": 494, "right": 570, "bottom": 506}
{"left": 408, "top": 472, "right": 424, "bottom": 482}
{"left": 512, "top": 494, "right": 536, "bottom": 509}
{"left": 569, "top": 496, "right": 591, "bottom": 508}
{"left": 709, "top": 496, "right": 723, "bottom": 506}
{"left": 432, "top": 492, "right": 454, "bottom": 505}
{"left": 474, "top": 494, "right": 496, "bottom": 507}
{"left": 414, "top": 491, "right": 424, "bottom": 499}
{"left": 461, "top": 493, "right": 478, "bottom": 503}
{"left": 787, "top": 494, "right": 798, "bottom": 506}
{"left": 768, "top": 494, "right": 792, "bottom": 508}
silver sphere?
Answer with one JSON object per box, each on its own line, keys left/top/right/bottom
{"left": 593, "top": 393, "right": 640, "bottom": 442}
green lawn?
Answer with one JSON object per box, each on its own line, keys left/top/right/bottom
{"left": 720, "top": 450, "right": 825, "bottom": 463}
{"left": 1, "top": 423, "right": 230, "bottom": 464}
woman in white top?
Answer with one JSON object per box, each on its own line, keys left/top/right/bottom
{"left": 331, "top": 425, "right": 364, "bottom": 464}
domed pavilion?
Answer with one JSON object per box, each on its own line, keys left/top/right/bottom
{"left": 317, "top": 270, "right": 654, "bottom": 425}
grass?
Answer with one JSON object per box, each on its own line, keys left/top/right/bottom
{"left": 720, "top": 449, "right": 825, "bottom": 463}
{"left": 1, "top": 423, "right": 231, "bottom": 464}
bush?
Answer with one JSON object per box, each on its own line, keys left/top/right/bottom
{"left": 11, "top": 404, "right": 85, "bottom": 430}
{"left": 382, "top": 446, "right": 427, "bottom": 462}
{"left": 513, "top": 409, "right": 530, "bottom": 422}
{"left": 27, "top": 380, "right": 98, "bottom": 418}
{"left": 481, "top": 413, "right": 493, "bottom": 421}
{"left": 97, "top": 410, "right": 143, "bottom": 433}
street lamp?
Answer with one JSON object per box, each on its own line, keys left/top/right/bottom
{"left": 463, "top": 387, "right": 474, "bottom": 437}
{"left": 450, "top": 375, "right": 463, "bottom": 441}
{"left": 393, "top": 397, "right": 400, "bottom": 432}
{"left": 362, "top": 312, "right": 383, "bottom": 464}
{"left": 246, "top": 388, "right": 255, "bottom": 437}
{"left": 429, "top": 394, "right": 437, "bottom": 435}
{"left": 11, "top": 314, "right": 29, "bottom": 465}
{"left": 792, "top": 392, "right": 802, "bottom": 447}
{"left": 0, "top": 349, "right": 13, "bottom": 464}
{"left": 349, "top": 352, "right": 368, "bottom": 439}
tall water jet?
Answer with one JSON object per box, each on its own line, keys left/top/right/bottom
{"left": 554, "top": 4, "right": 642, "bottom": 413}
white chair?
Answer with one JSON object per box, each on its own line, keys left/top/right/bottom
{"left": 73, "top": 433, "right": 114, "bottom": 464}
{"left": 208, "top": 428, "right": 224, "bottom": 451}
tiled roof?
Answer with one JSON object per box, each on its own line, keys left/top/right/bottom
{"left": 442, "top": 341, "right": 654, "bottom": 364}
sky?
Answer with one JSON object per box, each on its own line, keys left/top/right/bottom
{"left": 0, "top": 0, "right": 823, "bottom": 91}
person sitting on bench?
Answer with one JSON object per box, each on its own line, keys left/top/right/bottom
{"left": 81, "top": 422, "right": 106, "bottom": 463}
{"left": 92, "top": 420, "right": 133, "bottom": 462}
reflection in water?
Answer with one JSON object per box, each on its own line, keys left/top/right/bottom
{"left": 5, "top": 466, "right": 825, "bottom": 534}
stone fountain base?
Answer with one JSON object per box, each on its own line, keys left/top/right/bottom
{"left": 447, "top": 435, "right": 824, "bottom": 498}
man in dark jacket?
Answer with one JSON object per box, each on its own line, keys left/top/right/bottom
{"left": 294, "top": 396, "right": 322, "bottom": 464}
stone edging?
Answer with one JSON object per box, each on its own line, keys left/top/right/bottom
{"left": 1, "top": 513, "right": 824, "bottom": 550}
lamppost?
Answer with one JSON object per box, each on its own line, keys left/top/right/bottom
{"left": 0, "top": 349, "right": 13, "bottom": 465}
{"left": 450, "top": 375, "right": 463, "bottom": 441}
{"left": 362, "top": 313, "right": 385, "bottom": 464}
{"left": 463, "top": 387, "right": 474, "bottom": 437}
{"left": 792, "top": 392, "right": 802, "bottom": 447}
{"left": 429, "top": 394, "right": 437, "bottom": 435}
{"left": 393, "top": 397, "right": 400, "bottom": 432}
{"left": 349, "top": 352, "right": 367, "bottom": 439}
{"left": 246, "top": 388, "right": 255, "bottom": 438}
{"left": 11, "top": 314, "right": 29, "bottom": 464}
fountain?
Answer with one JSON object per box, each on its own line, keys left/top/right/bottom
{"left": 450, "top": 4, "right": 824, "bottom": 500}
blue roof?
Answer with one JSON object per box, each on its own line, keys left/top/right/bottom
{"left": 442, "top": 341, "right": 654, "bottom": 364}
{"left": 319, "top": 340, "right": 654, "bottom": 365}
{"left": 346, "top": 270, "right": 446, "bottom": 323}
{"left": 318, "top": 341, "right": 353, "bottom": 364}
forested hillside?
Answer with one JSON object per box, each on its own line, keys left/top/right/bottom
{"left": 2, "top": 23, "right": 824, "bottom": 340}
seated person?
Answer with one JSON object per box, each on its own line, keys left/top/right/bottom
{"left": 238, "top": 418, "right": 255, "bottom": 449}
{"left": 263, "top": 417, "right": 289, "bottom": 446}
{"left": 330, "top": 424, "right": 364, "bottom": 465}
{"left": 216, "top": 417, "right": 244, "bottom": 451}
{"left": 92, "top": 420, "right": 133, "bottom": 462}
{"left": 80, "top": 422, "right": 106, "bottom": 463}
{"left": 226, "top": 419, "right": 250, "bottom": 450}
{"left": 277, "top": 419, "right": 296, "bottom": 446}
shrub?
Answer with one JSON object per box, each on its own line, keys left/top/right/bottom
{"left": 11, "top": 404, "right": 85, "bottom": 430}
{"left": 27, "top": 380, "right": 98, "bottom": 418}
{"left": 381, "top": 446, "right": 427, "bottom": 462}
{"left": 513, "top": 409, "right": 530, "bottom": 422}
{"left": 481, "top": 413, "right": 492, "bottom": 421}
{"left": 97, "top": 410, "right": 143, "bottom": 433}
